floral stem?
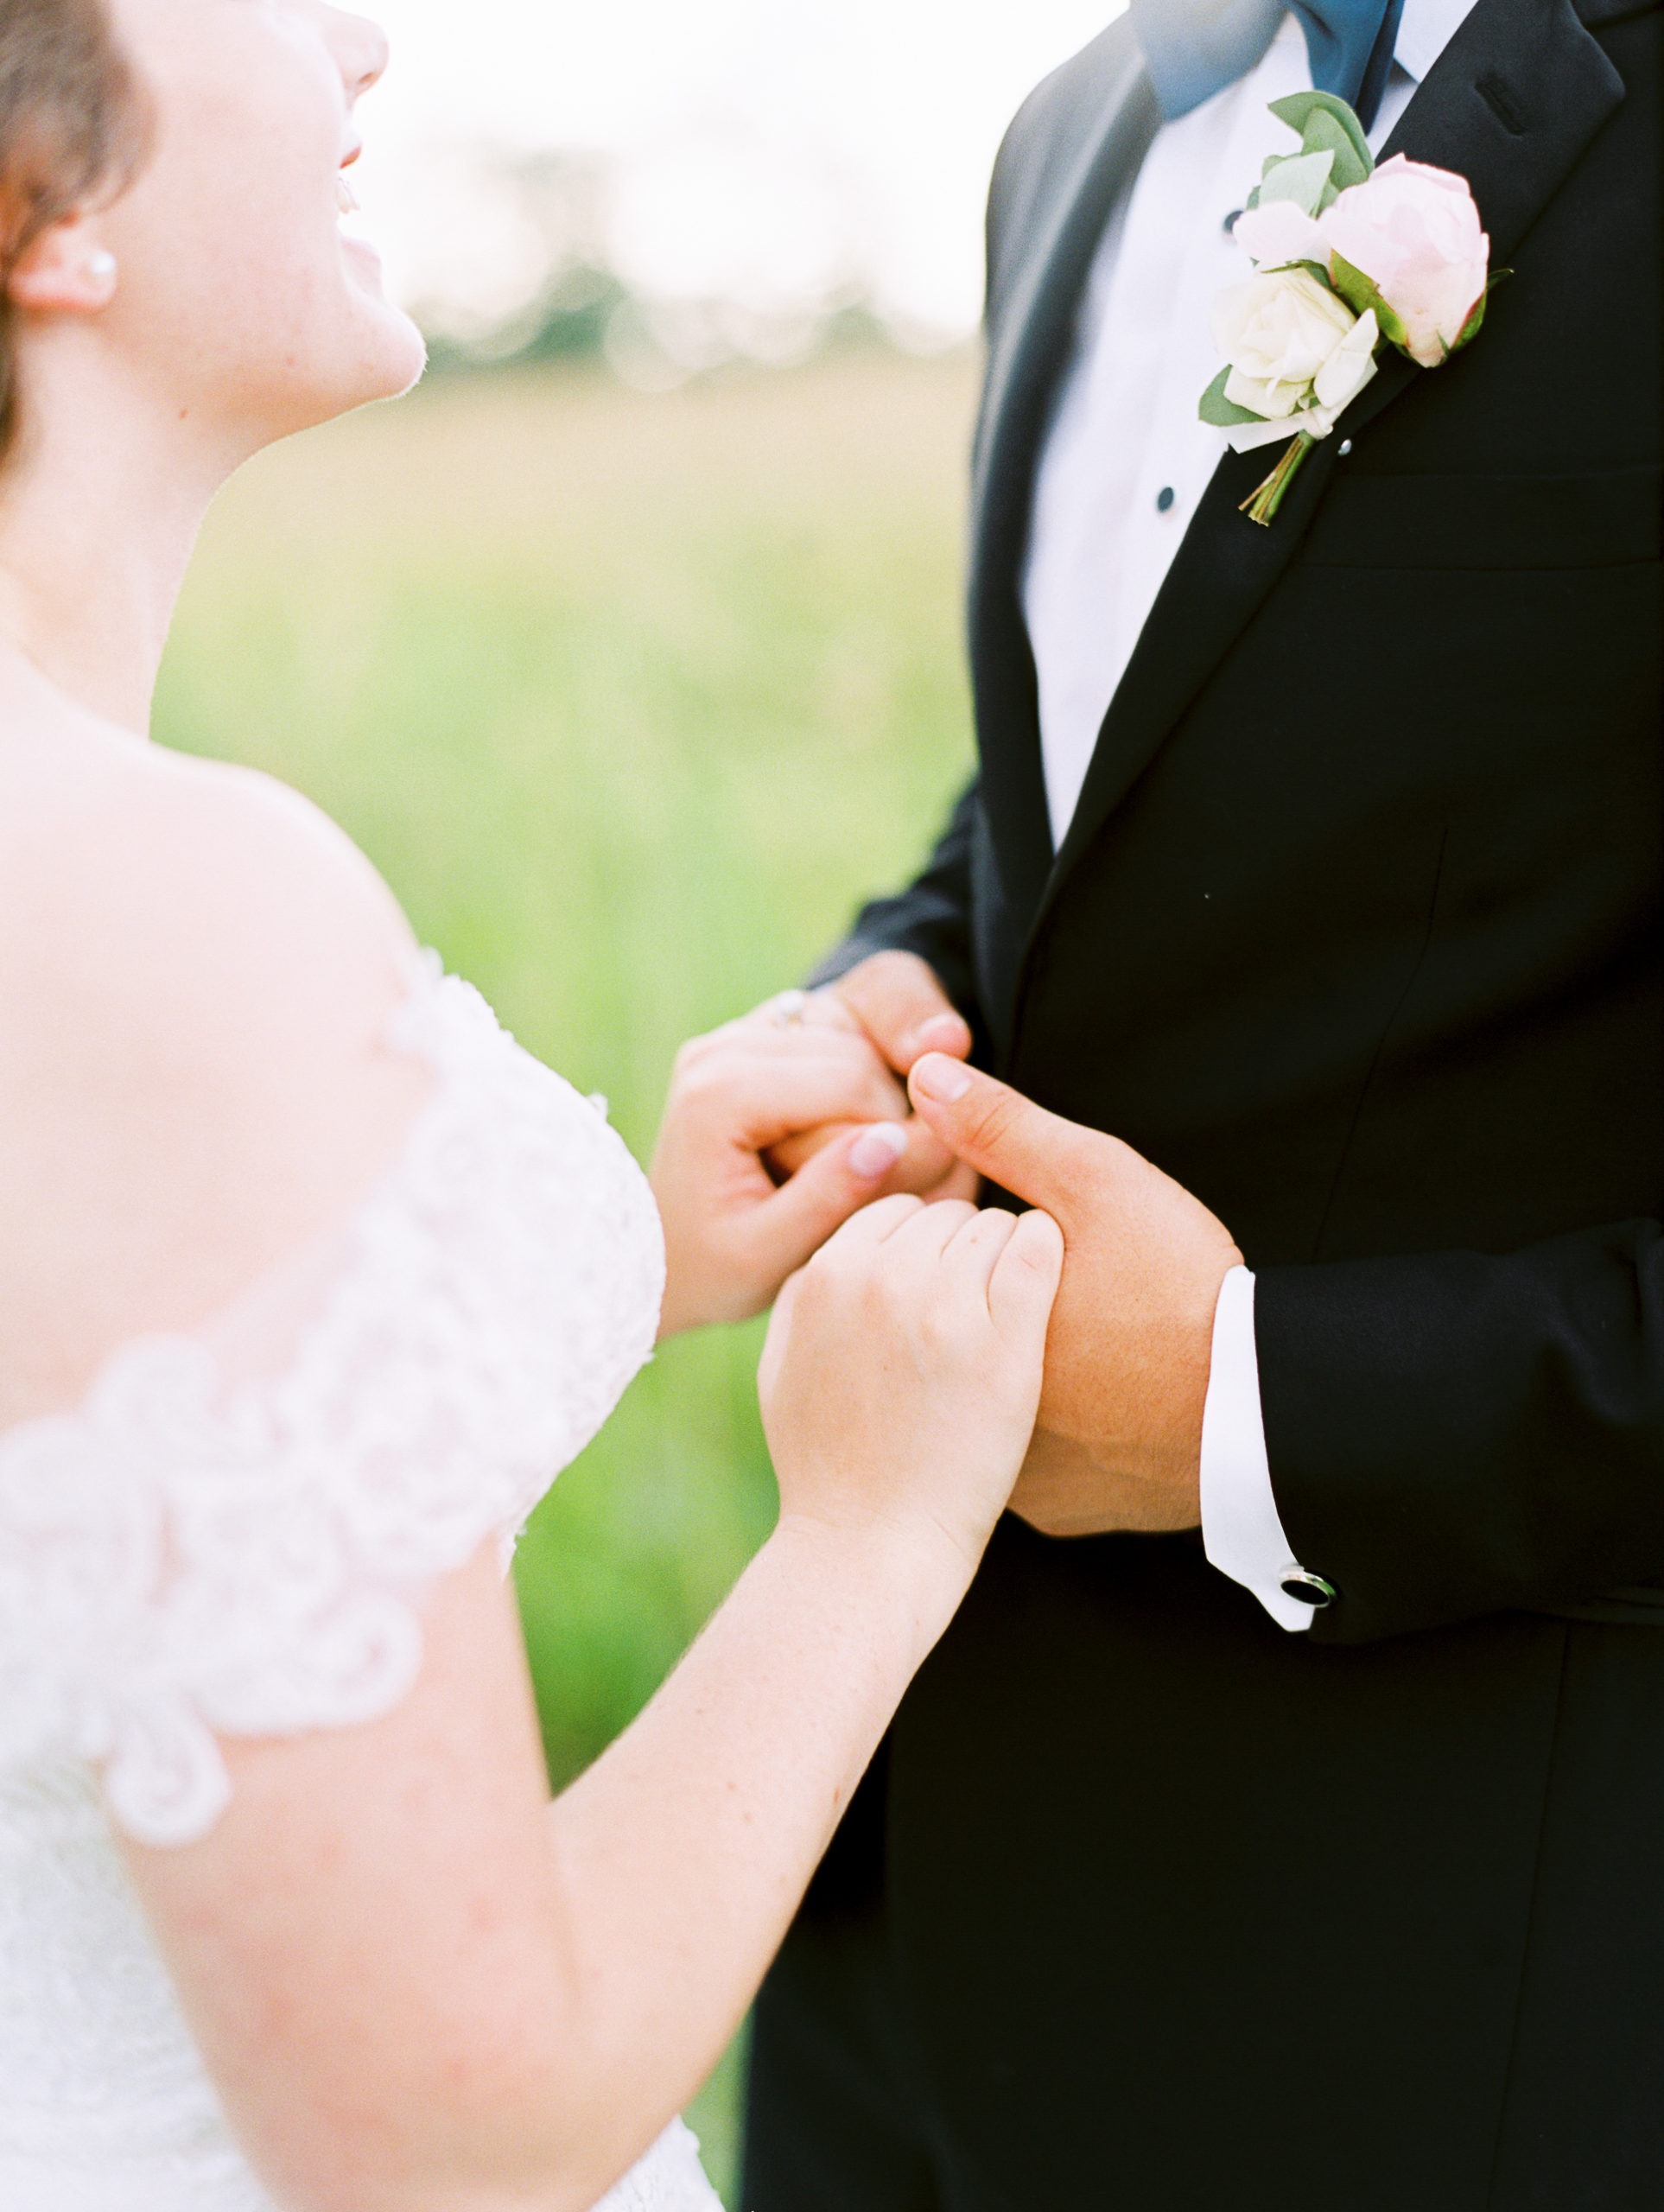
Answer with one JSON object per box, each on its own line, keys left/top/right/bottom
{"left": 1240, "top": 432, "right": 1314, "bottom": 526}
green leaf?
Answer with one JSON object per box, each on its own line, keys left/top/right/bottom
{"left": 1326, "top": 250, "right": 1374, "bottom": 316}
{"left": 1451, "top": 290, "right": 1487, "bottom": 352}
{"left": 1449, "top": 268, "right": 1510, "bottom": 353}
{"left": 1295, "top": 258, "right": 1343, "bottom": 296}
{"left": 1329, "top": 251, "right": 1410, "bottom": 351}
{"left": 1300, "top": 107, "right": 1372, "bottom": 200}
{"left": 1256, "top": 258, "right": 1347, "bottom": 300}
{"left": 1259, "top": 149, "right": 1335, "bottom": 219}
{"left": 1197, "top": 366, "right": 1267, "bottom": 429}
{"left": 1268, "top": 92, "right": 1374, "bottom": 180}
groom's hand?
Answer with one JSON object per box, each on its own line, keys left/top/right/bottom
{"left": 651, "top": 999, "right": 972, "bottom": 1337}
{"left": 828, "top": 950, "right": 975, "bottom": 1075}
{"left": 909, "top": 1056, "right": 1243, "bottom": 1535}
{"left": 765, "top": 952, "right": 977, "bottom": 1202}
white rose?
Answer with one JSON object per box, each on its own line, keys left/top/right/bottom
{"left": 1321, "top": 154, "right": 1489, "bottom": 368}
{"left": 1313, "top": 306, "right": 1380, "bottom": 410}
{"left": 1221, "top": 307, "right": 1379, "bottom": 452}
{"left": 1210, "top": 266, "right": 1362, "bottom": 421}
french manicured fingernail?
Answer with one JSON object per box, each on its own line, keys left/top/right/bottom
{"left": 848, "top": 1122, "right": 909, "bottom": 1179}
{"left": 911, "top": 1052, "right": 972, "bottom": 1104}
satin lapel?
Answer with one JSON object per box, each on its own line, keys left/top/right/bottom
{"left": 1032, "top": 0, "right": 1625, "bottom": 926}
{"left": 968, "top": 29, "right": 1163, "bottom": 944}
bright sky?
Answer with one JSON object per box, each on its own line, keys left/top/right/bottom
{"left": 351, "top": 0, "right": 1126, "bottom": 340}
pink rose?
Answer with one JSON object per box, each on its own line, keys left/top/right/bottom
{"left": 1321, "top": 154, "right": 1489, "bottom": 369}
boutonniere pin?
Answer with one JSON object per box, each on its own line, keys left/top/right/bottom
{"left": 1199, "top": 92, "right": 1506, "bottom": 524}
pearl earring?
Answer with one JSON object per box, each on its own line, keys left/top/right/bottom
{"left": 86, "top": 250, "right": 117, "bottom": 283}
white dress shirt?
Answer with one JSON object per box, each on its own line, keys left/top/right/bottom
{"left": 1021, "top": 0, "right": 1477, "bottom": 1629}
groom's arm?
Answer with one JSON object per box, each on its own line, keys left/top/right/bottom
{"left": 904, "top": 1056, "right": 1664, "bottom": 1647}
{"left": 1254, "top": 1228, "right": 1664, "bottom": 1643}
{"left": 808, "top": 780, "right": 984, "bottom": 1039}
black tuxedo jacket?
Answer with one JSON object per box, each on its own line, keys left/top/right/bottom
{"left": 803, "top": 0, "right": 1664, "bottom": 2200}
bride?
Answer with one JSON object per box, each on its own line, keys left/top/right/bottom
{"left": 0, "top": 2, "right": 1065, "bottom": 2207}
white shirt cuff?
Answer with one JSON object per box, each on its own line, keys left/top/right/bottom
{"left": 1199, "top": 1266, "right": 1320, "bottom": 1632}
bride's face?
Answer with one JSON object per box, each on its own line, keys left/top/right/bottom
{"left": 95, "top": 0, "right": 423, "bottom": 443}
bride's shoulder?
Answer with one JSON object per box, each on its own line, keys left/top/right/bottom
{"left": 0, "top": 730, "right": 433, "bottom": 1412}
{"left": 3, "top": 729, "right": 416, "bottom": 1063}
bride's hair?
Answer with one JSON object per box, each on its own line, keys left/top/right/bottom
{"left": 0, "top": 0, "right": 148, "bottom": 460}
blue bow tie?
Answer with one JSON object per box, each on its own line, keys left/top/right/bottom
{"left": 1129, "top": 0, "right": 1408, "bottom": 133}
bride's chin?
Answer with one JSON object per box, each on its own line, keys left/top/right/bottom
{"left": 343, "top": 296, "right": 429, "bottom": 405}
{"left": 329, "top": 250, "right": 426, "bottom": 397}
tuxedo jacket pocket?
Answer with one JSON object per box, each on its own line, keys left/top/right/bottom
{"left": 1300, "top": 464, "right": 1663, "bottom": 571}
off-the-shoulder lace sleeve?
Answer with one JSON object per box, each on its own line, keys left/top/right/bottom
{"left": 0, "top": 958, "right": 665, "bottom": 1847}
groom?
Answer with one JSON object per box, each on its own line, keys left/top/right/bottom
{"left": 706, "top": 0, "right": 1661, "bottom": 2202}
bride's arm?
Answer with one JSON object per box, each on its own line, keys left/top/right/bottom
{"left": 127, "top": 1494, "right": 962, "bottom": 2212}
{"left": 123, "top": 1206, "right": 1057, "bottom": 2212}
{"left": 16, "top": 756, "right": 1059, "bottom": 2212}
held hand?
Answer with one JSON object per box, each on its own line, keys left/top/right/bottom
{"left": 759, "top": 1195, "right": 1065, "bottom": 1594}
{"left": 764, "top": 955, "right": 979, "bottom": 1205}
{"left": 651, "top": 1015, "right": 951, "bottom": 1336}
{"left": 829, "top": 949, "right": 975, "bottom": 1075}
{"left": 908, "top": 1057, "right": 1243, "bottom": 1536}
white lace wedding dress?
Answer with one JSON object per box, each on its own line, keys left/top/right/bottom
{"left": 0, "top": 957, "right": 724, "bottom": 2211}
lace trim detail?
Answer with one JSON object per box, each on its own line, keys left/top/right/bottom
{"left": 0, "top": 961, "right": 665, "bottom": 1846}
{"left": 590, "top": 2121, "right": 725, "bottom": 2210}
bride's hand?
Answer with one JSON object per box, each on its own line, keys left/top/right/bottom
{"left": 754, "top": 979, "right": 977, "bottom": 1205}
{"left": 759, "top": 1195, "right": 1065, "bottom": 1600}
{"left": 651, "top": 995, "right": 971, "bottom": 1336}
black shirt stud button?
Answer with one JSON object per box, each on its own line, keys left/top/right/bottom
{"left": 1156, "top": 486, "right": 1176, "bottom": 512}
{"left": 1223, "top": 208, "right": 1244, "bottom": 235}
{"left": 1280, "top": 1571, "right": 1337, "bottom": 1609}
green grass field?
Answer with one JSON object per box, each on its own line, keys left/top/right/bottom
{"left": 154, "top": 345, "right": 979, "bottom": 2203}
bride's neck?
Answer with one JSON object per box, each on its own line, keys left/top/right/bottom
{"left": 0, "top": 353, "right": 243, "bottom": 736}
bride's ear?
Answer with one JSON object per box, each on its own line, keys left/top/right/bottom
{"left": 6, "top": 213, "right": 118, "bottom": 314}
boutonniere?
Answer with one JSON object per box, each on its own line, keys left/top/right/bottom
{"left": 1198, "top": 92, "right": 1506, "bottom": 524}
